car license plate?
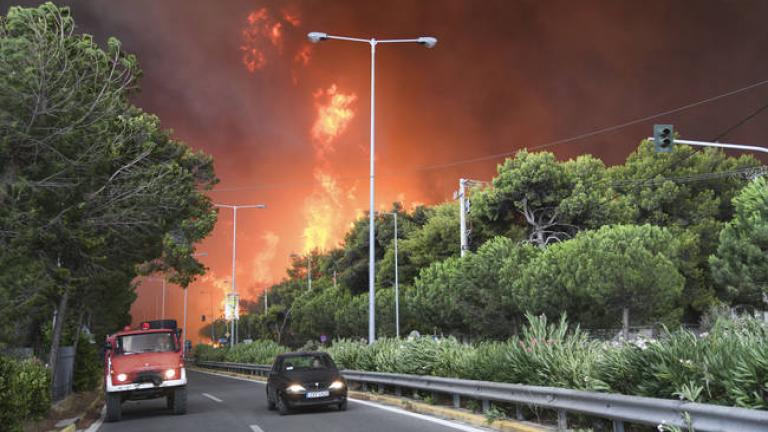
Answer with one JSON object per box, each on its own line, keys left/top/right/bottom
{"left": 306, "top": 390, "right": 330, "bottom": 399}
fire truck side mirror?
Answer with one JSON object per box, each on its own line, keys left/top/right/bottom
{"left": 104, "top": 341, "right": 112, "bottom": 351}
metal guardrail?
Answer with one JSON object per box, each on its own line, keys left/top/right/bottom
{"left": 196, "top": 360, "right": 768, "bottom": 432}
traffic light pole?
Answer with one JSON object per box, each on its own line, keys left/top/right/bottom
{"left": 649, "top": 137, "right": 768, "bottom": 154}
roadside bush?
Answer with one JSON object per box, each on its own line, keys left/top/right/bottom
{"left": 73, "top": 335, "right": 101, "bottom": 392}
{"left": 323, "top": 338, "right": 368, "bottom": 370}
{"left": 194, "top": 340, "right": 287, "bottom": 365}
{"left": 0, "top": 355, "right": 50, "bottom": 432}
{"left": 226, "top": 340, "right": 286, "bottom": 364}
{"left": 193, "top": 314, "right": 768, "bottom": 410}
{"left": 444, "top": 314, "right": 608, "bottom": 391}
{"left": 599, "top": 315, "right": 768, "bottom": 408}
{"left": 193, "top": 343, "right": 229, "bottom": 363}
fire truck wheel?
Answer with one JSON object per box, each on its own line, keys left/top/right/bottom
{"left": 106, "top": 393, "right": 122, "bottom": 422}
{"left": 172, "top": 386, "right": 187, "bottom": 415}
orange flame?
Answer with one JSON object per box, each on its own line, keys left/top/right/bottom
{"left": 240, "top": 7, "right": 302, "bottom": 73}
{"left": 311, "top": 85, "right": 357, "bottom": 157}
{"left": 282, "top": 9, "right": 301, "bottom": 27}
{"left": 294, "top": 44, "right": 312, "bottom": 66}
{"left": 302, "top": 85, "right": 359, "bottom": 252}
{"left": 241, "top": 8, "right": 270, "bottom": 71}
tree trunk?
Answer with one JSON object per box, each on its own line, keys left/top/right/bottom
{"left": 622, "top": 307, "right": 630, "bottom": 341}
{"left": 48, "top": 288, "right": 69, "bottom": 396}
{"left": 71, "top": 309, "right": 85, "bottom": 356}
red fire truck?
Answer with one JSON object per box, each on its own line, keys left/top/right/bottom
{"left": 103, "top": 320, "right": 187, "bottom": 422}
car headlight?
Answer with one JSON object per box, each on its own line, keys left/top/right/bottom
{"left": 165, "top": 369, "right": 176, "bottom": 379}
{"left": 329, "top": 380, "right": 345, "bottom": 390}
{"left": 116, "top": 373, "right": 128, "bottom": 382}
{"left": 286, "top": 384, "right": 306, "bottom": 394}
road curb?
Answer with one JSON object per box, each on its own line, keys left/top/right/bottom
{"left": 190, "top": 366, "right": 549, "bottom": 432}
{"left": 349, "top": 391, "right": 549, "bottom": 432}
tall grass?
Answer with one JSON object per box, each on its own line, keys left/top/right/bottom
{"left": 193, "top": 314, "right": 768, "bottom": 410}
{"left": 599, "top": 315, "right": 768, "bottom": 409}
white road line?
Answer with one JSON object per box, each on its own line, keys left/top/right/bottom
{"left": 350, "top": 399, "right": 490, "bottom": 432}
{"left": 250, "top": 425, "right": 265, "bottom": 432}
{"left": 192, "top": 369, "right": 489, "bottom": 432}
{"left": 202, "top": 392, "right": 223, "bottom": 403}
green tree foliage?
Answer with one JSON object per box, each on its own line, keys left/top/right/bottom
{"left": 710, "top": 177, "right": 768, "bottom": 307}
{"left": 0, "top": 3, "right": 217, "bottom": 375}
{"left": 237, "top": 138, "right": 760, "bottom": 343}
{"left": 610, "top": 140, "right": 759, "bottom": 317}
{"left": 72, "top": 334, "right": 100, "bottom": 392}
{"left": 473, "top": 150, "right": 633, "bottom": 246}
{"left": 515, "top": 225, "right": 687, "bottom": 329}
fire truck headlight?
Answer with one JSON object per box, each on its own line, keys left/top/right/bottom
{"left": 164, "top": 369, "right": 176, "bottom": 379}
{"left": 116, "top": 373, "right": 128, "bottom": 382}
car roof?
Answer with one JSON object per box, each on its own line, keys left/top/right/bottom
{"left": 276, "top": 351, "right": 330, "bottom": 358}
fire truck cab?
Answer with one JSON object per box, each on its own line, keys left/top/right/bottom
{"left": 103, "top": 320, "right": 187, "bottom": 422}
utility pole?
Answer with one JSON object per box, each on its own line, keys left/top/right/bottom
{"left": 308, "top": 254, "right": 312, "bottom": 291}
{"left": 458, "top": 179, "right": 468, "bottom": 257}
{"left": 455, "top": 179, "right": 485, "bottom": 257}
{"left": 393, "top": 211, "right": 400, "bottom": 338}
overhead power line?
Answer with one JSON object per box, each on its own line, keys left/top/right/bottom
{"left": 210, "top": 77, "right": 768, "bottom": 193}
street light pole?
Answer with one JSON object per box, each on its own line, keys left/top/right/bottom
{"left": 308, "top": 32, "right": 437, "bottom": 344}
{"left": 214, "top": 204, "right": 266, "bottom": 347}
{"left": 181, "top": 252, "right": 208, "bottom": 356}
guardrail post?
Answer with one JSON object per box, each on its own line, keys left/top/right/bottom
{"left": 452, "top": 394, "right": 460, "bottom": 408}
{"left": 515, "top": 404, "right": 524, "bottom": 420}
{"left": 394, "top": 386, "right": 401, "bottom": 396}
{"left": 482, "top": 399, "right": 490, "bottom": 413}
{"left": 362, "top": 382, "right": 368, "bottom": 392}
{"left": 612, "top": 420, "right": 625, "bottom": 432}
{"left": 557, "top": 409, "right": 567, "bottom": 431}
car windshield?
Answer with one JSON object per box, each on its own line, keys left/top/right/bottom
{"left": 282, "top": 355, "right": 331, "bottom": 371}
{"left": 117, "top": 332, "right": 176, "bottom": 355}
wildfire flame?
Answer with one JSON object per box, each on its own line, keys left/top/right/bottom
{"left": 240, "top": 7, "right": 302, "bottom": 73}
{"left": 311, "top": 85, "right": 357, "bottom": 157}
{"left": 303, "top": 84, "right": 359, "bottom": 252}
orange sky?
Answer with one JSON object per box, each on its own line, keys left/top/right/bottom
{"left": 9, "top": 0, "right": 768, "bottom": 344}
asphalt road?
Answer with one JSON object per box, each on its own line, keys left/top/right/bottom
{"left": 98, "top": 369, "right": 490, "bottom": 432}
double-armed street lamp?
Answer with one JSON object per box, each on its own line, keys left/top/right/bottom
{"left": 214, "top": 203, "right": 267, "bottom": 347}
{"left": 308, "top": 31, "right": 437, "bottom": 344}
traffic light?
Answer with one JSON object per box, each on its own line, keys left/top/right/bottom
{"left": 654, "top": 124, "right": 674, "bottom": 153}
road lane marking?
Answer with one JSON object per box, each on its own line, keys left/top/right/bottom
{"left": 202, "top": 392, "right": 223, "bottom": 403}
{"left": 191, "top": 369, "right": 490, "bottom": 432}
{"left": 350, "top": 399, "right": 490, "bottom": 432}
{"left": 250, "top": 425, "right": 265, "bottom": 432}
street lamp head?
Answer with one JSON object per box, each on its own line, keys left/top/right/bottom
{"left": 307, "top": 32, "right": 328, "bottom": 43}
{"left": 417, "top": 36, "right": 437, "bottom": 48}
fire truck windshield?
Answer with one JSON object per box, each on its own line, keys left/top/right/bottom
{"left": 117, "top": 332, "right": 176, "bottom": 355}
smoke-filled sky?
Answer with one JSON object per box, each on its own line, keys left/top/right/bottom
{"left": 5, "top": 0, "right": 768, "bottom": 342}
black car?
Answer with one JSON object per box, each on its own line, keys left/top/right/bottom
{"left": 266, "top": 352, "right": 347, "bottom": 415}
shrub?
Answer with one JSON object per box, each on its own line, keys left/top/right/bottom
{"left": 193, "top": 340, "right": 287, "bottom": 365}
{"left": 0, "top": 355, "right": 50, "bottom": 432}
{"left": 73, "top": 335, "right": 101, "bottom": 392}
{"left": 193, "top": 343, "right": 229, "bottom": 363}
{"left": 226, "top": 340, "right": 286, "bottom": 364}
{"left": 599, "top": 315, "right": 768, "bottom": 408}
